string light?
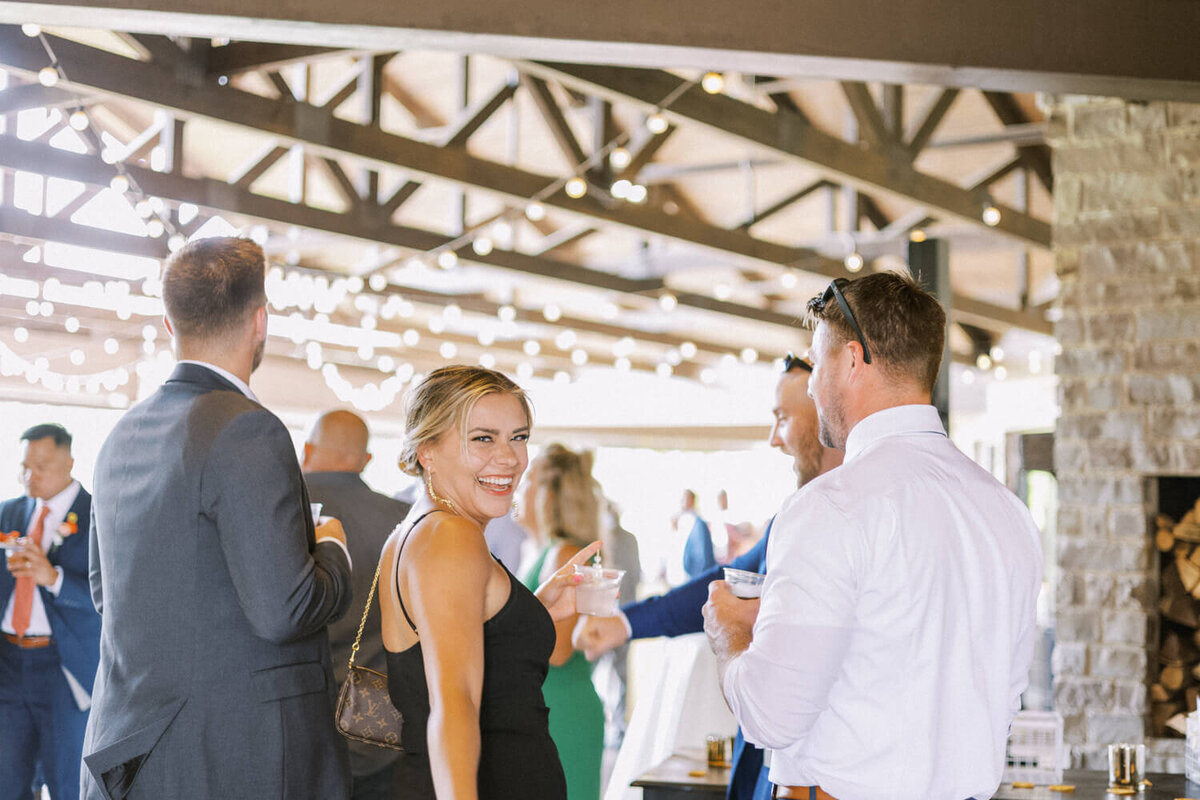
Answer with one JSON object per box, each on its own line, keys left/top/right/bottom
{"left": 609, "top": 148, "right": 632, "bottom": 170}
{"left": 844, "top": 252, "right": 865, "bottom": 273}
{"left": 21, "top": 23, "right": 41, "bottom": 37}
{"left": 525, "top": 203, "right": 546, "bottom": 222}
{"left": 542, "top": 304, "right": 561, "bottom": 322}
{"left": 471, "top": 236, "right": 494, "bottom": 256}
{"left": 909, "top": 229, "right": 927, "bottom": 243}
{"left": 68, "top": 110, "right": 88, "bottom": 131}
{"left": 646, "top": 113, "right": 669, "bottom": 135}
{"left": 564, "top": 177, "right": 588, "bottom": 199}
{"left": 701, "top": 72, "right": 725, "bottom": 94}
{"left": 437, "top": 251, "right": 459, "bottom": 269}
{"left": 982, "top": 205, "right": 1002, "bottom": 227}
{"left": 37, "top": 66, "right": 58, "bottom": 87}
{"left": 658, "top": 293, "right": 677, "bottom": 311}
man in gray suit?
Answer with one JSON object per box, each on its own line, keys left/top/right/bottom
{"left": 302, "top": 410, "right": 410, "bottom": 800}
{"left": 83, "top": 237, "right": 354, "bottom": 800}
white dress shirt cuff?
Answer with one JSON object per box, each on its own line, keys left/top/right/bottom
{"left": 617, "top": 609, "right": 632, "bottom": 639}
{"left": 47, "top": 566, "right": 64, "bottom": 596}
{"left": 318, "top": 537, "right": 353, "bottom": 570}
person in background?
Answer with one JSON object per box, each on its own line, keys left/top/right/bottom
{"left": 0, "top": 423, "right": 99, "bottom": 800}
{"left": 712, "top": 490, "right": 734, "bottom": 564}
{"left": 84, "top": 237, "right": 354, "bottom": 800}
{"left": 379, "top": 366, "right": 598, "bottom": 799}
{"left": 574, "top": 356, "right": 841, "bottom": 800}
{"left": 705, "top": 272, "right": 1042, "bottom": 799}
{"left": 592, "top": 499, "right": 640, "bottom": 746}
{"left": 302, "top": 409, "right": 411, "bottom": 800}
{"left": 518, "top": 444, "right": 606, "bottom": 800}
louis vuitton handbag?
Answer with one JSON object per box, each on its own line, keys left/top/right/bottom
{"left": 335, "top": 561, "right": 405, "bottom": 750}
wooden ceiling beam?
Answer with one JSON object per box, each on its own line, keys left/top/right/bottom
{"left": 206, "top": 42, "right": 347, "bottom": 77}
{"left": 520, "top": 61, "right": 1051, "bottom": 250}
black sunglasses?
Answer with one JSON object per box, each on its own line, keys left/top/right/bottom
{"left": 782, "top": 353, "right": 813, "bottom": 373}
{"left": 807, "top": 279, "right": 872, "bottom": 364}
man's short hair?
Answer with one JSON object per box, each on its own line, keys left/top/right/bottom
{"left": 21, "top": 423, "right": 72, "bottom": 451}
{"left": 805, "top": 271, "right": 946, "bottom": 392}
{"left": 162, "top": 237, "right": 267, "bottom": 340}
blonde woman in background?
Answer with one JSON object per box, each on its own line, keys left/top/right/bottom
{"left": 379, "top": 367, "right": 600, "bottom": 800}
{"left": 518, "top": 443, "right": 606, "bottom": 800}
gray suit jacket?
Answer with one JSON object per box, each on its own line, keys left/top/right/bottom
{"left": 82, "top": 363, "right": 353, "bottom": 800}
{"left": 303, "top": 471, "right": 409, "bottom": 778}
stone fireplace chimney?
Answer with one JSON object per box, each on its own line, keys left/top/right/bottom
{"left": 1051, "top": 97, "right": 1200, "bottom": 769}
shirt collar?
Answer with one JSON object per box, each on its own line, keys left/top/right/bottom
{"left": 177, "top": 360, "right": 259, "bottom": 403}
{"left": 843, "top": 404, "right": 946, "bottom": 463}
{"left": 35, "top": 479, "right": 81, "bottom": 519}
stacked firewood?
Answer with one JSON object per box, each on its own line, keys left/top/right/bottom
{"left": 1152, "top": 508, "right": 1200, "bottom": 736}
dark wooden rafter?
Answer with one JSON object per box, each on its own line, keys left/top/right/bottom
{"left": 521, "top": 74, "right": 588, "bottom": 169}
{"left": 738, "top": 179, "right": 833, "bottom": 230}
{"left": 753, "top": 75, "right": 810, "bottom": 124}
{"left": 980, "top": 90, "right": 1053, "bottom": 192}
{"left": 320, "top": 157, "right": 362, "bottom": 209}
{"left": 443, "top": 78, "right": 518, "bottom": 148}
{"left": 905, "top": 88, "right": 960, "bottom": 156}
{"left": 840, "top": 82, "right": 894, "bottom": 150}
{"left": 0, "top": 82, "right": 86, "bottom": 114}
{"left": 968, "top": 156, "right": 1024, "bottom": 192}
{"left": 206, "top": 42, "right": 345, "bottom": 77}
{"left": 618, "top": 124, "right": 675, "bottom": 182}
{"left": 229, "top": 142, "right": 289, "bottom": 188}
{"left": 522, "top": 61, "right": 1050, "bottom": 250}
{"left": 265, "top": 70, "right": 295, "bottom": 101}
{"left": 0, "top": 28, "right": 1049, "bottom": 335}
{"left": 382, "top": 71, "right": 445, "bottom": 129}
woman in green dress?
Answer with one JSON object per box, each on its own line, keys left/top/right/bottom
{"left": 519, "top": 443, "right": 606, "bottom": 800}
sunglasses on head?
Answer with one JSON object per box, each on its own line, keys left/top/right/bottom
{"left": 782, "top": 353, "right": 812, "bottom": 374}
{"left": 807, "top": 278, "right": 872, "bottom": 364}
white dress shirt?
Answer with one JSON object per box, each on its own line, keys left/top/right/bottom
{"left": 179, "top": 360, "right": 352, "bottom": 569}
{"left": 2, "top": 480, "right": 80, "bottom": 636}
{"left": 723, "top": 405, "right": 1042, "bottom": 800}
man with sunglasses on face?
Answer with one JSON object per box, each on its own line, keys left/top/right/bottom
{"left": 703, "top": 271, "right": 1042, "bottom": 800}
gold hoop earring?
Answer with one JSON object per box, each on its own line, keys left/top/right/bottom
{"left": 425, "top": 470, "right": 460, "bottom": 516}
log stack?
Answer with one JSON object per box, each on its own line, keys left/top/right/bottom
{"left": 1152, "top": 505, "right": 1200, "bottom": 736}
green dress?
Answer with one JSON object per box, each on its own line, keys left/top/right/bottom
{"left": 522, "top": 545, "right": 605, "bottom": 800}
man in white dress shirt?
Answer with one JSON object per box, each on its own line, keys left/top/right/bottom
{"left": 704, "top": 271, "right": 1042, "bottom": 800}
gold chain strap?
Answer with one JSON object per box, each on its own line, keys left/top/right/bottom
{"left": 348, "top": 558, "right": 382, "bottom": 669}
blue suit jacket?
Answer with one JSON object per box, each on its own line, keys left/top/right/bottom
{"left": 624, "top": 519, "right": 773, "bottom": 800}
{"left": 0, "top": 487, "right": 100, "bottom": 694}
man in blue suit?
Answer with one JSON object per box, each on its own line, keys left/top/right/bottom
{"left": 0, "top": 423, "right": 99, "bottom": 800}
{"left": 574, "top": 357, "right": 841, "bottom": 800}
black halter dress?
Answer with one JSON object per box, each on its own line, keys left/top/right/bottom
{"left": 386, "top": 511, "right": 567, "bottom": 799}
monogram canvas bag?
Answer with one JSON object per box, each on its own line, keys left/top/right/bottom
{"left": 335, "top": 561, "right": 405, "bottom": 750}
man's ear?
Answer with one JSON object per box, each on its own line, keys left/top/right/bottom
{"left": 163, "top": 315, "right": 174, "bottom": 337}
{"left": 254, "top": 305, "right": 268, "bottom": 339}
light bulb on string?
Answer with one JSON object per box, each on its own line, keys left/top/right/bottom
{"left": 564, "top": 177, "right": 587, "bottom": 199}
{"left": 844, "top": 252, "right": 864, "bottom": 273}
{"left": 21, "top": 23, "right": 41, "bottom": 36}
{"left": 472, "top": 236, "right": 494, "bottom": 256}
{"left": 525, "top": 203, "right": 546, "bottom": 222}
{"left": 982, "top": 205, "right": 1001, "bottom": 227}
{"left": 110, "top": 175, "right": 129, "bottom": 194}
{"left": 701, "top": 71, "right": 725, "bottom": 94}
{"left": 38, "top": 67, "right": 58, "bottom": 87}
{"left": 658, "top": 293, "right": 677, "bottom": 311}
{"left": 646, "top": 113, "right": 669, "bottom": 135}
{"left": 68, "top": 110, "right": 89, "bottom": 131}
{"left": 437, "top": 251, "right": 459, "bottom": 269}
{"left": 609, "top": 147, "right": 632, "bottom": 170}
{"left": 909, "top": 229, "right": 927, "bottom": 243}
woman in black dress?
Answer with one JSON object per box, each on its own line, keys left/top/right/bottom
{"left": 379, "top": 366, "right": 600, "bottom": 799}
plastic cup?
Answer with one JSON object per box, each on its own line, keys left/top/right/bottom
{"left": 573, "top": 565, "right": 625, "bottom": 616}
{"left": 310, "top": 503, "right": 323, "bottom": 526}
{"left": 724, "top": 567, "right": 765, "bottom": 598}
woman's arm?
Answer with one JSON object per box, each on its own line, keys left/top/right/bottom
{"left": 546, "top": 543, "right": 582, "bottom": 667}
{"left": 404, "top": 515, "right": 494, "bottom": 800}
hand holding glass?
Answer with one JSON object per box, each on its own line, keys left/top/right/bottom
{"left": 573, "top": 565, "right": 625, "bottom": 616}
{"left": 724, "top": 567, "right": 765, "bottom": 598}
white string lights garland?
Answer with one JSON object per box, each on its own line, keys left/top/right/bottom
{"left": 6, "top": 29, "right": 768, "bottom": 410}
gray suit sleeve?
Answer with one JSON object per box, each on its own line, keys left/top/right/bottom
{"left": 89, "top": 501, "right": 103, "bottom": 614}
{"left": 204, "top": 408, "right": 352, "bottom": 644}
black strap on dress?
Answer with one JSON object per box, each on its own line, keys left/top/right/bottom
{"left": 394, "top": 509, "right": 442, "bottom": 633}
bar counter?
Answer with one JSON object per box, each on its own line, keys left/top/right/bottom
{"left": 633, "top": 752, "right": 1200, "bottom": 800}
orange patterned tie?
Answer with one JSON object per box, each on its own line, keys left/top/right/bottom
{"left": 12, "top": 505, "right": 50, "bottom": 638}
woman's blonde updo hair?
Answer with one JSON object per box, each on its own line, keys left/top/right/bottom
{"left": 528, "top": 443, "right": 601, "bottom": 547}
{"left": 398, "top": 365, "right": 532, "bottom": 477}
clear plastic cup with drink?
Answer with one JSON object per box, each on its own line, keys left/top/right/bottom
{"left": 573, "top": 565, "right": 625, "bottom": 616}
{"left": 723, "top": 567, "right": 765, "bottom": 598}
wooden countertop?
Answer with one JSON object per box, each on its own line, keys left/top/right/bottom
{"left": 992, "top": 771, "right": 1194, "bottom": 799}
{"left": 632, "top": 747, "right": 731, "bottom": 790}
{"left": 632, "top": 756, "right": 1200, "bottom": 800}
